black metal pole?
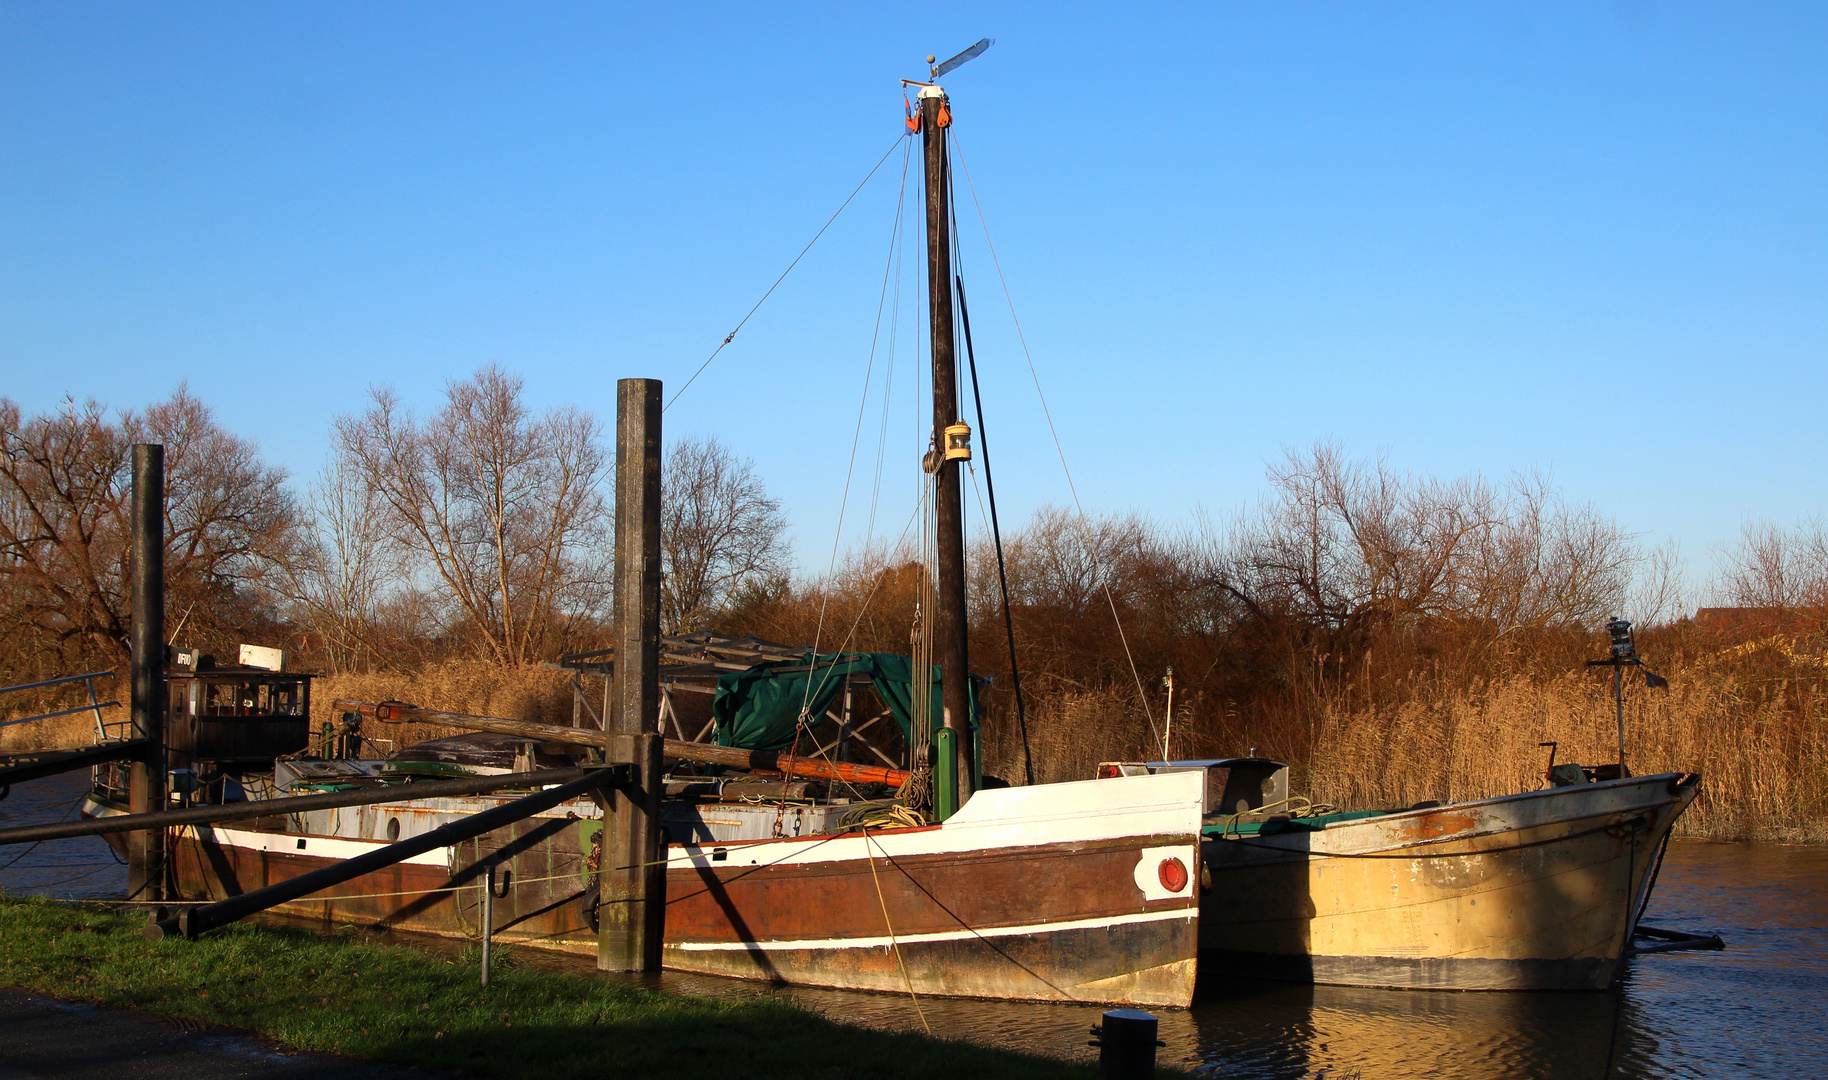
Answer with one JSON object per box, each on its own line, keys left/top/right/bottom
{"left": 956, "top": 275, "right": 1033, "bottom": 787}
{"left": 1614, "top": 663, "right": 1627, "bottom": 776}
{"left": 0, "top": 767, "right": 592, "bottom": 847}
{"left": 149, "top": 767, "right": 619, "bottom": 940}
{"left": 921, "top": 85, "right": 974, "bottom": 811}
{"left": 127, "top": 444, "right": 165, "bottom": 902}
{"left": 0, "top": 739, "right": 147, "bottom": 790}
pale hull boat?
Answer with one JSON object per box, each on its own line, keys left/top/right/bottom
{"left": 103, "top": 770, "right": 1205, "bottom": 1007}
{"left": 1199, "top": 772, "right": 1701, "bottom": 991}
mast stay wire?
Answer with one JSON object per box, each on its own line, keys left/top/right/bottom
{"left": 948, "top": 129, "right": 1161, "bottom": 749}
{"left": 866, "top": 136, "right": 916, "bottom": 543}
{"left": 665, "top": 136, "right": 905, "bottom": 414}
{"left": 800, "top": 137, "right": 914, "bottom": 689}
{"left": 944, "top": 133, "right": 1035, "bottom": 785}
{"left": 775, "top": 138, "right": 917, "bottom": 829}
{"left": 955, "top": 274, "right": 1035, "bottom": 787}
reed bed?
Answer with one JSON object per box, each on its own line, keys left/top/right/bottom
{"left": 311, "top": 660, "right": 578, "bottom": 755}
{"left": 975, "top": 653, "right": 1828, "bottom": 844}
{"left": 5, "top": 640, "right": 1820, "bottom": 845}
{"left": 1305, "top": 674, "right": 1827, "bottom": 844}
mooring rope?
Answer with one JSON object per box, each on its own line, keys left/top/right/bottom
{"left": 859, "top": 825, "right": 930, "bottom": 1035}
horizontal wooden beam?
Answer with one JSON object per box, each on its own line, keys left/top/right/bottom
{"left": 338, "top": 699, "right": 912, "bottom": 789}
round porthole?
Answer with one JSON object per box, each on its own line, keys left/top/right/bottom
{"left": 386, "top": 817, "right": 401, "bottom": 841}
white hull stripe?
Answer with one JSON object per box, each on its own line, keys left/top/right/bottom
{"left": 181, "top": 825, "right": 452, "bottom": 867}
{"left": 671, "top": 906, "right": 1196, "bottom": 953}
{"left": 670, "top": 771, "right": 1207, "bottom": 871}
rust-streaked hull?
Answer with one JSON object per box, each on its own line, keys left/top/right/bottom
{"left": 660, "top": 774, "right": 1205, "bottom": 1005}
{"left": 1200, "top": 773, "right": 1701, "bottom": 990}
{"left": 168, "top": 814, "right": 598, "bottom": 953}
{"left": 159, "top": 771, "right": 1205, "bottom": 1006}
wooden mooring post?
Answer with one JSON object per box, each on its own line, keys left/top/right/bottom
{"left": 598, "top": 378, "right": 665, "bottom": 973}
{"left": 126, "top": 444, "right": 166, "bottom": 904}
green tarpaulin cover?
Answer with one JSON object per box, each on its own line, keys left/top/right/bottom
{"left": 710, "top": 651, "right": 980, "bottom": 752}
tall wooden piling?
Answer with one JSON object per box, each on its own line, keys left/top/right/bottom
{"left": 126, "top": 444, "right": 165, "bottom": 902}
{"left": 598, "top": 378, "right": 665, "bottom": 972}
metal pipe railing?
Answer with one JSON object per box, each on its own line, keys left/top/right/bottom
{"left": 0, "top": 766, "right": 597, "bottom": 846}
{"left": 0, "top": 739, "right": 148, "bottom": 790}
{"left": 0, "top": 670, "right": 116, "bottom": 696}
{"left": 0, "top": 669, "right": 121, "bottom": 729}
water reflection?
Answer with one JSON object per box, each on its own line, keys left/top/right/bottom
{"left": 0, "top": 769, "right": 125, "bottom": 901}
{"left": 1185, "top": 978, "right": 1641, "bottom": 1079}
{"left": 3, "top": 771, "right": 1822, "bottom": 1078}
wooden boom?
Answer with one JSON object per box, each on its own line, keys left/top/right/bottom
{"left": 334, "top": 699, "right": 912, "bottom": 789}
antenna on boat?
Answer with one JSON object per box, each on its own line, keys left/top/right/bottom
{"left": 1587, "top": 617, "right": 1640, "bottom": 779}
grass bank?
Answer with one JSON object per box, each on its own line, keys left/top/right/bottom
{"left": 0, "top": 898, "right": 1103, "bottom": 1080}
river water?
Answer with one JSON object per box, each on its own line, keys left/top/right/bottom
{"left": 4, "top": 771, "right": 1824, "bottom": 1078}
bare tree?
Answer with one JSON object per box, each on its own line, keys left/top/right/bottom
{"left": 1719, "top": 518, "right": 1828, "bottom": 611}
{"left": 335, "top": 366, "right": 611, "bottom": 667}
{"left": 0, "top": 389, "right": 298, "bottom": 674}
{"left": 661, "top": 436, "right": 788, "bottom": 634}
{"left": 1207, "top": 444, "right": 1636, "bottom": 635}
{"left": 276, "top": 453, "right": 404, "bottom": 673}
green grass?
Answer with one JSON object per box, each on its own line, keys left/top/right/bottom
{"left": 0, "top": 897, "right": 1100, "bottom": 1079}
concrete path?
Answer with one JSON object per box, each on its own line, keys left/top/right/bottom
{"left": 0, "top": 990, "right": 449, "bottom": 1079}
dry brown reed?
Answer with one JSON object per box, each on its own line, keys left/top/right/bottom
{"left": 972, "top": 630, "right": 1828, "bottom": 844}
{"left": 0, "top": 662, "right": 578, "bottom": 761}
{"left": 312, "top": 660, "right": 577, "bottom": 755}
{"left": 0, "top": 671, "right": 124, "bottom": 754}
{"left": 1306, "top": 671, "right": 1827, "bottom": 844}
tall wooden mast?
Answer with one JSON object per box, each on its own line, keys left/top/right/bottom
{"left": 920, "top": 84, "right": 975, "bottom": 813}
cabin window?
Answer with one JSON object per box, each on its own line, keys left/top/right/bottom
{"left": 269, "top": 680, "right": 304, "bottom": 716}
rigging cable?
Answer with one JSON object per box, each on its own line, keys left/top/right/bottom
{"left": 774, "top": 140, "right": 919, "bottom": 832}
{"left": 948, "top": 129, "right": 1161, "bottom": 750}
{"left": 954, "top": 273, "right": 1034, "bottom": 786}
{"left": 665, "top": 135, "right": 905, "bottom": 413}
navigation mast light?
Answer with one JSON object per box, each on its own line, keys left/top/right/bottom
{"left": 943, "top": 422, "right": 973, "bottom": 462}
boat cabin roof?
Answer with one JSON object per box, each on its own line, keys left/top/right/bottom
{"left": 168, "top": 667, "right": 314, "bottom": 682}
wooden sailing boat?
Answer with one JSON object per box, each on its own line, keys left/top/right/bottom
{"left": 1196, "top": 765, "right": 1699, "bottom": 990}
{"left": 97, "top": 49, "right": 1210, "bottom": 1007}
{"left": 1182, "top": 622, "right": 1701, "bottom": 990}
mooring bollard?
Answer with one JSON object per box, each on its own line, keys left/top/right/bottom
{"left": 480, "top": 862, "right": 511, "bottom": 987}
{"left": 1089, "top": 1008, "right": 1164, "bottom": 1080}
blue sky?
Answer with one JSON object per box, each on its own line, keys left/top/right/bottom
{"left": 3, "top": 4, "right": 1824, "bottom": 596}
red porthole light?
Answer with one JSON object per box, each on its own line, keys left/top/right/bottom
{"left": 1158, "top": 857, "right": 1189, "bottom": 893}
